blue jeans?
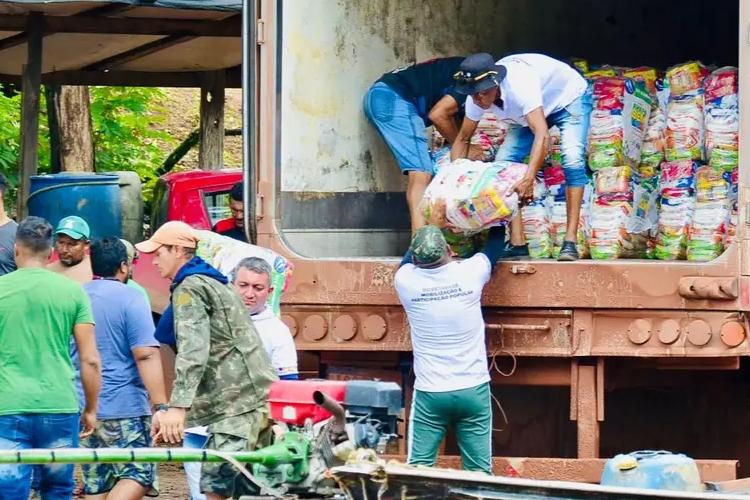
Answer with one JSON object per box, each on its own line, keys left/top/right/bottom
{"left": 0, "top": 413, "right": 79, "bottom": 500}
{"left": 495, "top": 92, "right": 593, "bottom": 187}
{"left": 364, "top": 82, "right": 434, "bottom": 175}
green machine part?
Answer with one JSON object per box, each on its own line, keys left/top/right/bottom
{"left": 0, "top": 432, "right": 310, "bottom": 474}
{"left": 253, "top": 432, "right": 312, "bottom": 487}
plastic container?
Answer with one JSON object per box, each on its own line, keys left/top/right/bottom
{"left": 600, "top": 451, "right": 703, "bottom": 492}
{"left": 28, "top": 173, "right": 122, "bottom": 238}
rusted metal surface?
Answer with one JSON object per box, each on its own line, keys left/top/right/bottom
{"left": 574, "top": 365, "right": 600, "bottom": 458}
{"left": 333, "top": 462, "right": 740, "bottom": 499}
{"left": 379, "top": 456, "right": 738, "bottom": 483}
{"left": 582, "top": 310, "right": 750, "bottom": 357}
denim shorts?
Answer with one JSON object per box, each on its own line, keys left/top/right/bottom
{"left": 364, "top": 82, "right": 434, "bottom": 175}
{"left": 494, "top": 91, "right": 593, "bottom": 187}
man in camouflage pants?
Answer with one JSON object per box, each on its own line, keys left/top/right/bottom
{"left": 137, "top": 221, "right": 277, "bottom": 500}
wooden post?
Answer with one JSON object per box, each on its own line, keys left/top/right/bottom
{"left": 198, "top": 70, "right": 225, "bottom": 170}
{"left": 17, "top": 13, "right": 43, "bottom": 218}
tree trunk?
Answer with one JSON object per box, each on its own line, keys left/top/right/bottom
{"left": 48, "top": 85, "right": 95, "bottom": 172}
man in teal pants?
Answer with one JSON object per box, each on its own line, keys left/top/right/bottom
{"left": 395, "top": 225, "right": 504, "bottom": 474}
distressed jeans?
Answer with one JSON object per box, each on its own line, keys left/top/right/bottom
{"left": 0, "top": 413, "right": 79, "bottom": 500}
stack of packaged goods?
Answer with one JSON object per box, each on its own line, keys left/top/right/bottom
{"left": 521, "top": 178, "right": 552, "bottom": 259}
{"left": 703, "top": 67, "right": 739, "bottom": 254}
{"left": 420, "top": 159, "right": 528, "bottom": 234}
{"left": 665, "top": 61, "right": 708, "bottom": 162}
{"left": 430, "top": 111, "right": 507, "bottom": 166}
{"left": 687, "top": 165, "right": 731, "bottom": 261}
{"left": 589, "top": 166, "right": 633, "bottom": 259}
{"left": 588, "top": 77, "right": 627, "bottom": 170}
{"left": 655, "top": 160, "right": 697, "bottom": 260}
{"left": 623, "top": 178, "right": 659, "bottom": 258}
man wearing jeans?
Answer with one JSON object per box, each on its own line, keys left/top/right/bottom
{"left": 452, "top": 53, "right": 591, "bottom": 261}
{"left": 395, "top": 224, "right": 505, "bottom": 474}
{"left": 0, "top": 216, "right": 101, "bottom": 499}
{"left": 364, "top": 57, "right": 477, "bottom": 232}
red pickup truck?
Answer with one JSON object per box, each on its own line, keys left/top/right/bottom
{"left": 132, "top": 168, "right": 242, "bottom": 314}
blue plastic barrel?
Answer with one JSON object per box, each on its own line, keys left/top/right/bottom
{"left": 28, "top": 173, "right": 122, "bottom": 238}
{"left": 600, "top": 450, "right": 702, "bottom": 492}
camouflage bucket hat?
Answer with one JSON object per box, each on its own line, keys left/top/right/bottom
{"left": 410, "top": 225, "right": 449, "bottom": 266}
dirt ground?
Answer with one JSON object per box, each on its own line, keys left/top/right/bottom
{"left": 155, "top": 463, "right": 190, "bottom": 499}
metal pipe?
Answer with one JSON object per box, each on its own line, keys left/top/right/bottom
{"left": 241, "top": 0, "right": 257, "bottom": 244}
{"left": 313, "top": 390, "right": 346, "bottom": 435}
{"left": 0, "top": 447, "right": 279, "bottom": 465}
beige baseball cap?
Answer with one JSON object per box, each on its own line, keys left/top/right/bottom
{"left": 135, "top": 221, "right": 199, "bottom": 254}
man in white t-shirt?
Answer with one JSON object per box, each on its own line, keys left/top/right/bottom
{"left": 451, "top": 53, "right": 591, "bottom": 261}
{"left": 181, "top": 256, "right": 298, "bottom": 499}
{"left": 395, "top": 224, "right": 505, "bottom": 474}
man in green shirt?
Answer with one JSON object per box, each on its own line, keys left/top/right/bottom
{"left": 0, "top": 216, "right": 102, "bottom": 500}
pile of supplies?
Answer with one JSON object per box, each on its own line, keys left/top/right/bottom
{"left": 419, "top": 60, "right": 738, "bottom": 262}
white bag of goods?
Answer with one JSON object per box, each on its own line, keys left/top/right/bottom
{"left": 638, "top": 104, "right": 666, "bottom": 180}
{"left": 704, "top": 67, "right": 738, "bottom": 171}
{"left": 589, "top": 201, "right": 631, "bottom": 260}
{"left": 431, "top": 146, "right": 452, "bottom": 175}
{"left": 195, "top": 230, "right": 293, "bottom": 316}
{"left": 654, "top": 160, "right": 697, "bottom": 260}
{"left": 594, "top": 165, "right": 633, "bottom": 203}
{"left": 687, "top": 165, "right": 731, "bottom": 262}
{"left": 420, "top": 159, "right": 528, "bottom": 233}
{"left": 588, "top": 78, "right": 652, "bottom": 170}
{"left": 665, "top": 91, "right": 705, "bottom": 162}
{"left": 665, "top": 61, "right": 708, "bottom": 98}
{"left": 521, "top": 179, "right": 551, "bottom": 259}
{"left": 623, "top": 179, "right": 659, "bottom": 258}
{"left": 726, "top": 168, "right": 739, "bottom": 250}
{"left": 430, "top": 112, "right": 507, "bottom": 162}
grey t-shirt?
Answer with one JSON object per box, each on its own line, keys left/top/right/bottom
{"left": 0, "top": 220, "right": 17, "bottom": 276}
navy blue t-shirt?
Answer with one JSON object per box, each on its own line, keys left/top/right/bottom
{"left": 377, "top": 57, "right": 467, "bottom": 125}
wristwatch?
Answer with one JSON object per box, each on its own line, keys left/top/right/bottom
{"left": 153, "top": 403, "right": 169, "bottom": 413}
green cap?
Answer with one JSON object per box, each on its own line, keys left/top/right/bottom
{"left": 410, "top": 225, "right": 449, "bottom": 266}
{"left": 55, "top": 216, "right": 90, "bottom": 240}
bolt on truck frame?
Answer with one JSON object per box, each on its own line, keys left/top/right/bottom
{"left": 237, "top": 0, "right": 750, "bottom": 482}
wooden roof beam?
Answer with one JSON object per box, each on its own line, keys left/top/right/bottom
{"left": 0, "top": 14, "right": 241, "bottom": 36}
{"left": 85, "top": 35, "right": 197, "bottom": 71}
{"left": 0, "top": 69, "right": 242, "bottom": 88}
{"left": 0, "top": 4, "right": 136, "bottom": 53}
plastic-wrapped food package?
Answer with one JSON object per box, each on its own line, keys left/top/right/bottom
{"left": 666, "top": 61, "right": 708, "bottom": 97}
{"left": 588, "top": 78, "right": 651, "bottom": 169}
{"left": 623, "top": 67, "right": 658, "bottom": 94}
{"left": 195, "top": 230, "right": 293, "bottom": 316}
{"left": 704, "top": 67, "right": 738, "bottom": 171}
{"left": 594, "top": 165, "right": 633, "bottom": 202}
{"left": 726, "top": 168, "right": 739, "bottom": 249}
{"left": 571, "top": 58, "right": 589, "bottom": 74}
{"left": 655, "top": 161, "right": 697, "bottom": 260}
{"left": 665, "top": 91, "right": 704, "bottom": 161}
{"left": 421, "top": 159, "right": 528, "bottom": 233}
{"left": 589, "top": 201, "right": 631, "bottom": 260}
{"left": 695, "top": 165, "right": 729, "bottom": 203}
{"left": 623, "top": 180, "right": 659, "bottom": 259}
{"left": 521, "top": 179, "right": 552, "bottom": 259}
{"left": 687, "top": 200, "right": 729, "bottom": 261}
{"left": 638, "top": 104, "right": 666, "bottom": 180}
{"left": 431, "top": 112, "right": 507, "bottom": 162}
{"left": 585, "top": 66, "right": 619, "bottom": 80}
{"left": 431, "top": 146, "right": 452, "bottom": 175}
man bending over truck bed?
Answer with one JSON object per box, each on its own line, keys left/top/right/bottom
{"left": 137, "top": 221, "right": 277, "bottom": 500}
{"left": 395, "top": 224, "right": 505, "bottom": 474}
{"left": 451, "top": 53, "right": 591, "bottom": 261}
{"left": 365, "top": 57, "right": 482, "bottom": 232}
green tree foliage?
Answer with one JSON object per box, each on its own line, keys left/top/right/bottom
{"left": 0, "top": 85, "right": 176, "bottom": 213}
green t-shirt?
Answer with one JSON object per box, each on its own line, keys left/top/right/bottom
{"left": 126, "top": 279, "right": 150, "bottom": 303}
{"left": 0, "top": 267, "right": 94, "bottom": 415}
